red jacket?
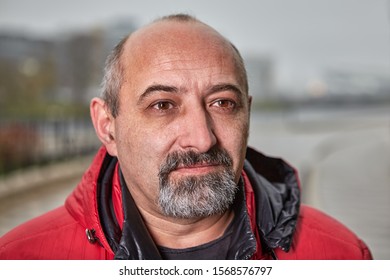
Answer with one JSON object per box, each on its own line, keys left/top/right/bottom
{"left": 0, "top": 147, "right": 372, "bottom": 259}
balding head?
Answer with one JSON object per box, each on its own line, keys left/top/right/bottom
{"left": 101, "top": 14, "right": 248, "bottom": 117}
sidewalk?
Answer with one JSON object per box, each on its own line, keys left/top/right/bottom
{"left": 305, "top": 127, "right": 390, "bottom": 259}
{"left": 0, "top": 155, "right": 93, "bottom": 236}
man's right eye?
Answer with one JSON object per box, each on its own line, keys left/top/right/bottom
{"left": 151, "top": 101, "right": 174, "bottom": 111}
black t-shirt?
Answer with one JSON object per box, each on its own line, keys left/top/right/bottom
{"left": 158, "top": 209, "right": 239, "bottom": 260}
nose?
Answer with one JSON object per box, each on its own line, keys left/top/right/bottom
{"left": 177, "top": 107, "right": 217, "bottom": 153}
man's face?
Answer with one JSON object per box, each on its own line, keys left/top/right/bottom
{"left": 111, "top": 21, "right": 251, "bottom": 219}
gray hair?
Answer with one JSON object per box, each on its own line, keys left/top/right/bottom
{"left": 101, "top": 14, "right": 248, "bottom": 118}
{"left": 100, "top": 37, "right": 127, "bottom": 118}
{"left": 158, "top": 147, "right": 237, "bottom": 218}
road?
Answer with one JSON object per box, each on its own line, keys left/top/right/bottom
{"left": 0, "top": 105, "right": 389, "bottom": 259}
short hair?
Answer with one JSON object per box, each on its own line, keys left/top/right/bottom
{"left": 100, "top": 36, "right": 127, "bottom": 118}
{"left": 101, "top": 14, "right": 248, "bottom": 118}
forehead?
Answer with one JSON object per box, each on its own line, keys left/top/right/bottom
{"left": 120, "top": 21, "right": 241, "bottom": 88}
{"left": 126, "top": 20, "right": 234, "bottom": 58}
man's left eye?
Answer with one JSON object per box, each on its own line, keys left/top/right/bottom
{"left": 212, "top": 100, "right": 236, "bottom": 109}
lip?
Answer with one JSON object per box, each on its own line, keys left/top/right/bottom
{"left": 173, "top": 163, "right": 220, "bottom": 175}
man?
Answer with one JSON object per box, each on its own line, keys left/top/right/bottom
{"left": 0, "top": 14, "right": 372, "bottom": 260}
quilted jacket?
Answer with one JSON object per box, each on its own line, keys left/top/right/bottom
{"left": 0, "top": 146, "right": 372, "bottom": 259}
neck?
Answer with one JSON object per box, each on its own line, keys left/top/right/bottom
{"left": 137, "top": 206, "right": 235, "bottom": 249}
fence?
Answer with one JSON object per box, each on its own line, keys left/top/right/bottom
{"left": 0, "top": 118, "right": 100, "bottom": 174}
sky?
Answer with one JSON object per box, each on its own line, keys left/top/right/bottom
{"left": 0, "top": 0, "right": 389, "bottom": 93}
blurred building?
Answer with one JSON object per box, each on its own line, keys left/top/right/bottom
{"left": 243, "top": 54, "right": 275, "bottom": 101}
{"left": 0, "top": 33, "right": 56, "bottom": 117}
{"left": 298, "top": 69, "right": 390, "bottom": 106}
{"left": 0, "top": 18, "right": 138, "bottom": 114}
{"left": 0, "top": 33, "right": 53, "bottom": 64}
{"left": 103, "top": 18, "right": 137, "bottom": 54}
{"left": 52, "top": 31, "right": 103, "bottom": 104}
{"left": 324, "top": 69, "right": 390, "bottom": 97}
{"left": 0, "top": 19, "right": 138, "bottom": 171}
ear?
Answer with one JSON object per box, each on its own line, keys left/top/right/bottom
{"left": 248, "top": 95, "right": 253, "bottom": 112}
{"left": 90, "top": 97, "right": 118, "bottom": 156}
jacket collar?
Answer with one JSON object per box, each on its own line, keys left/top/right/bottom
{"left": 65, "top": 146, "right": 300, "bottom": 258}
{"left": 65, "top": 146, "right": 114, "bottom": 254}
{"left": 244, "top": 147, "right": 301, "bottom": 252}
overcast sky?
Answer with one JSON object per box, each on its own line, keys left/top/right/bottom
{"left": 0, "top": 0, "right": 389, "bottom": 92}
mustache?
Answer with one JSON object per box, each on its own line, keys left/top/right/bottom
{"left": 159, "top": 147, "right": 233, "bottom": 177}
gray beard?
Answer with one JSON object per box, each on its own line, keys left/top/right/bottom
{"left": 157, "top": 148, "right": 238, "bottom": 219}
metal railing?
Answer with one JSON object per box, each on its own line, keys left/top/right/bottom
{"left": 0, "top": 118, "right": 100, "bottom": 174}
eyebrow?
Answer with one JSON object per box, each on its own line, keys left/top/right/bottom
{"left": 137, "top": 82, "right": 243, "bottom": 105}
{"left": 207, "top": 83, "right": 243, "bottom": 97}
{"left": 137, "top": 84, "right": 179, "bottom": 105}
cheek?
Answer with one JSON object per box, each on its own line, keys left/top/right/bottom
{"left": 115, "top": 124, "right": 162, "bottom": 196}
{"left": 115, "top": 118, "right": 175, "bottom": 174}
{"left": 217, "top": 122, "right": 247, "bottom": 152}
{"left": 214, "top": 117, "right": 249, "bottom": 176}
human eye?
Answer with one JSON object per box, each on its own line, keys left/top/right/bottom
{"left": 149, "top": 100, "right": 176, "bottom": 112}
{"left": 210, "top": 99, "right": 237, "bottom": 111}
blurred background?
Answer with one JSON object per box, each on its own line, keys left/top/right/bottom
{"left": 0, "top": 0, "right": 389, "bottom": 259}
